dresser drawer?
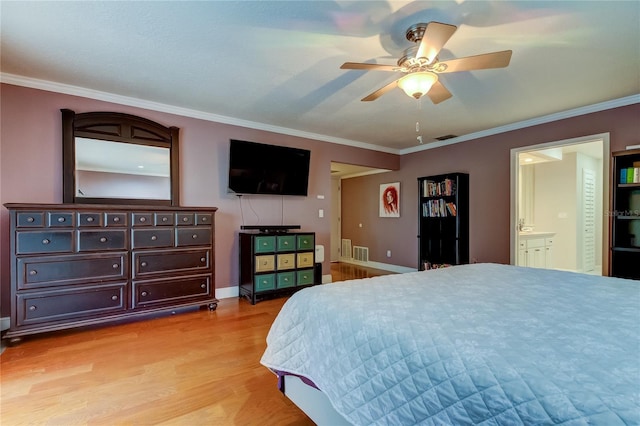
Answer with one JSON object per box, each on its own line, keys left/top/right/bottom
{"left": 296, "top": 269, "right": 315, "bottom": 286}
{"left": 105, "top": 213, "right": 127, "bottom": 227}
{"left": 155, "top": 213, "right": 174, "bottom": 226}
{"left": 276, "top": 235, "right": 296, "bottom": 252}
{"left": 132, "top": 275, "right": 211, "bottom": 308}
{"left": 176, "top": 213, "right": 194, "bottom": 226}
{"left": 48, "top": 212, "right": 74, "bottom": 227}
{"left": 78, "top": 230, "right": 126, "bottom": 251}
{"left": 132, "top": 213, "right": 153, "bottom": 226}
{"left": 78, "top": 212, "right": 102, "bottom": 227}
{"left": 17, "top": 212, "right": 44, "bottom": 227}
{"left": 297, "top": 234, "right": 315, "bottom": 250}
{"left": 255, "top": 274, "right": 276, "bottom": 292}
{"left": 297, "top": 252, "right": 314, "bottom": 268}
{"left": 277, "top": 253, "right": 295, "bottom": 270}
{"left": 133, "top": 249, "right": 210, "bottom": 278}
{"left": 16, "top": 283, "right": 126, "bottom": 327}
{"left": 254, "top": 236, "right": 276, "bottom": 253}
{"left": 195, "top": 213, "right": 213, "bottom": 225}
{"left": 276, "top": 271, "right": 295, "bottom": 289}
{"left": 132, "top": 229, "right": 174, "bottom": 249}
{"left": 255, "top": 255, "right": 275, "bottom": 272}
{"left": 17, "top": 253, "right": 127, "bottom": 289}
{"left": 16, "top": 231, "right": 74, "bottom": 254}
{"left": 176, "top": 228, "right": 211, "bottom": 247}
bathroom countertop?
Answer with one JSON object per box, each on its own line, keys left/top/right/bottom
{"left": 518, "top": 231, "right": 556, "bottom": 238}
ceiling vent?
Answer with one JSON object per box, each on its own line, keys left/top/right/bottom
{"left": 435, "top": 134, "right": 457, "bottom": 141}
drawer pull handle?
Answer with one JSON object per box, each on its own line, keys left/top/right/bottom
{"left": 42, "top": 239, "right": 50, "bottom": 245}
{"left": 113, "top": 217, "right": 120, "bottom": 222}
{"left": 139, "top": 217, "right": 146, "bottom": 223}
{"left": 162, "top": 217, "right": 168, "bottom": 222}
{"left": 100, "top": 237, "right": 107, "bottom": 243}
{"left": 200, "top": 257, "right": 206, "bottom": 263}
{"left": 57, "top": 217, "right": 65, "bottom": 223}
{"left": 112, "top": 264, "right": 119, "bottom": 269}
{"left": 201, "top": 217, "right": 208, "bottom": 222}
{"left": 111, "top": 295, "right": 118, "bottom": 301}
{"left": 29, "top": 270, "right": 37, "bottom": 276}
{"left": 192, "top": 234, "right": 198, "bottom": 239}
{"left": 87, "top": 217, "right": 94, "bottom": 222}
{"left": 27, "top": 217, "right": 35, "bottom": 223}
{"left": 141, "top": 291, "right": 148, "bottom": 297}
{"left": 29, "top": 305, "right": 37, "bottom": 311}
{"left": 200, "top": 283, "right": 206, "bottom": 289}
{"left": 151, "top": 235, "right": 157, "bottom": 241}
{"left": 182, "top": 217, "right": 189, "bottom": 222}
{"left": 141, "top": 262, "right": 148, "bottom": 267}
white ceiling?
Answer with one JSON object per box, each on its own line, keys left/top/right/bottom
{"left": 1, "top": 1, "right": 639, "bottom": 153}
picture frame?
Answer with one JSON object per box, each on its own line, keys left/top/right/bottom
{"left": 380, "top": 182, "right": 400, "bottom": 217}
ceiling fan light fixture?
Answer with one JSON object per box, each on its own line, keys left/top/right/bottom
{"left": 397, "top": 72, "right": 438, "bottom": 99}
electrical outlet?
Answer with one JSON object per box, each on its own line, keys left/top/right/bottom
{"left": 386, "top": 250, "right": 391, "bottom": 258}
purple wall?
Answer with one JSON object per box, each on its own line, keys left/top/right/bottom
{"left": 341, "top": 103, "right": 640, "bottom": 268}
{"left": 0, "top": 83, "right": 399, "bottom": 316}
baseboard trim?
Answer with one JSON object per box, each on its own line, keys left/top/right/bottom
{"left": 1, "top": 317, "right": 10, "bottom": 332}
{"left": 215, "top": 286, "right": 239, "bottom": 300}
{"left": 337, "top": 258, "right": 416, "bottom": 274}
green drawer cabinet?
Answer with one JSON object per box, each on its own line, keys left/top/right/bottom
{"left": 239, "top": 231, "right": 317, "bottom": 304}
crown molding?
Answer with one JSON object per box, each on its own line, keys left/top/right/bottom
{"left": 2, "top": 73, "right": 636, "bottom": 157}
{"left": 0, "top": 73, "right": 399, "bottom": 155}
{"left": 400, "top": 94, "right": 640, "bottom": 155}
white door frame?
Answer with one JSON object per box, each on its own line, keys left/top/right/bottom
{"left": 509, "top": 133, "right": 610, "bottom": 272}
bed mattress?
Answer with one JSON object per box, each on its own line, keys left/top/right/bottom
{"left": 261, "top": 263, "right": 639, "bottom": 425}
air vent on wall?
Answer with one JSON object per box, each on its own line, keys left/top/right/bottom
{"left": 435, "top": 134, "right": 458, "bottom": 141}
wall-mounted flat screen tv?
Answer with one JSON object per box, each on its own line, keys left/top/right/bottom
{"left": 227, "top": 139, "right": 311, "bottom": 196}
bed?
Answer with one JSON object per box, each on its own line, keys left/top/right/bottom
{"left": 260, "top": 263, "right": 639, "bottom": 425}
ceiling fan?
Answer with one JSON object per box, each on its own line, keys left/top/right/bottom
{"left": 341, "top": 22, "right": 512, "bottom": 104}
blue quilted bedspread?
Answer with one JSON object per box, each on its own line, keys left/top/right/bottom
{"left": 260, "top": 263, "right": 640, "bottom": 425}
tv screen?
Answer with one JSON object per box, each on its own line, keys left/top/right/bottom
{"left": 227, "top": 139, "right": 311, "bottom": 196}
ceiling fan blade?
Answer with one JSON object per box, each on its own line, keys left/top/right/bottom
{"left": 426, "top": 81, "right": 452, "bottom": 104}
{"left": 416, "top": 22, "right": 457, "bottom": 64}
{"left": 362, "top": 80, "right": 399, "bottom": 101}
{"left": 438, "top": 50, "right": 512, "bottom": 73}
{"left": 340, "top": 62, "right": 398, "bottom": 72}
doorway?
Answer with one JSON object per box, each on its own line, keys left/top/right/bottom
{"left": 329, "top": 162, "right": 389, "bottom": 262}
{"left": 510, "top": 134, "right": 610, "bottom": 274}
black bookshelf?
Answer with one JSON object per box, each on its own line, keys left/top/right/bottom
{"left": 417, "top": 173, "right": 469, "bottom": 270}
{"left": 610, "top": 149, "right": 640, "bottom": 280}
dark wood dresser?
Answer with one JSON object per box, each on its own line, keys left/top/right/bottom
{"left": 3, "top": 203, "right": 218, "bottom": 344}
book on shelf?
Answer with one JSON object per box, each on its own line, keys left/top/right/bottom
{"left": 622, "top": 167, "right": 640, "bottom": 184}
{"left": 422, "top": 199, "right": 457, "bottom": 217}
{"left": 422, "top": 178, "right": 456, "bottom": 197}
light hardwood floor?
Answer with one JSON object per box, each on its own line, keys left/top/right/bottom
{"left": 1, "top": 263, "right": 393, "bottom": 425}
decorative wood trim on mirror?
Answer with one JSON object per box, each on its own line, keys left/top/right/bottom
{"left": 62, "top": 109, "right": 180, "bottom": 206}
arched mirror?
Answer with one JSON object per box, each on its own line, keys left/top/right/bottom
{"left": 62, "top": 109, "right": 180, "bottom": 205}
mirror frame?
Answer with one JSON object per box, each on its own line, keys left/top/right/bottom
{"left": 62, "top": 109, "right": 180, "bottom": 206}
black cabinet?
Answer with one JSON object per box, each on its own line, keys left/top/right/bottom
{"left": 417, "top": 173, "right": 469, "bottom": 270}
{"left": 610, "top": 149, "right": 640, "bottom": 280}
{"left": 239, "top": 231, "right": 316, "bottom": 304}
